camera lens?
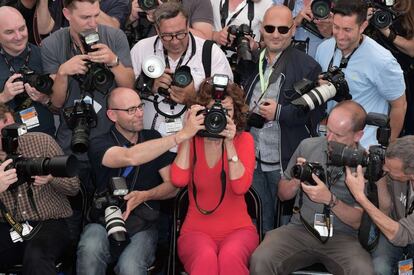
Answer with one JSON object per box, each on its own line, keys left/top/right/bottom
{"left": 311, "top": 0, "right": 331, "bottom": 20}
{"left": 372, "top": 10, "right": 393, "bottom": 29}
{"left": 173, "top": 66, "right": 193, "bottom": 88}
{"left": 71, "top": 117, "right": 90, "bottom": 153}
{"left": 205, "top": 108, "right": 227, "bottom": 134}
{"left": 328, "top": 141, "right": 368, "bottom": 167}
{"left": 138, "top": 0, "right": 158, "bottom": 10}
{"left": 90, "top": 64, "right": 114, "bottom": 93}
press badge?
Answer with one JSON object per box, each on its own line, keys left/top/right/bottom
{"left": 314, "top": 213, "right": 334, "bottom": 237}
{"left": 164, "top": 118, "right": 183, "bottom": 134}
{"left": 398, "top": 258, "right": 413, "bottom": 275}
{"left": 19, "top": 107, "right": 39, "bottom": 129}
{"left": 10, "top": 222, "right": 33, "bottom": 243}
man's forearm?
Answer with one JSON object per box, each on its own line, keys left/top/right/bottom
{"left": 112, "top": 66, "right": 135, "bottom": 89}
{"left": 331, "top": 199, "right": 363, "bottom": 229}
{"left": 36, "top": 0, "right": 55, "bottom": 35}
{"left": 50, "top": 72, "right": 69, "bottom": 108}
{"left": 357, "top": 195, "right": 400, "bottom": 241}
{"left": 389, "top": 96, "right": 407, "bottom": 142}
{"left": 278, "top": 178, "right": 300, "bottom": 201}
{"left": 142, "top": 181, "right": 178, "bottom": 202}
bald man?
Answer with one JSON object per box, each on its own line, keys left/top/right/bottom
{"left": 76, "top": 87, "right": 197, "bottom": 275}
{"left": 250, "top": 100, "right": 375, "bottom": 275}
{"left": 0, "top": 6, "right": 55, "bottom": 136}
{"left": 240, "top": 5, "right": 323, "bottom": 232}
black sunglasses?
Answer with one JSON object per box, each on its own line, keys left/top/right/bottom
{"left": 263, "top": 24, "right": 293, "bottom": 34}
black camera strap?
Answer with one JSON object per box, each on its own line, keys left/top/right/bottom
{"left": 191, "top": 138, "right": 227, "bottom": 215}
{"left": 0, "top": 198, "right": 42, "bottom": 241}
{"left": 293, "top": 153, "right": 343, "bottom": 244}
{"left": 220, "top": 0, "right": 254, "bottom": 29}
{"left": 328, "top": 36, "right": 363, "bottom": 69}
{"left": 283, "top": 0, "right": 296, "bottom": 11}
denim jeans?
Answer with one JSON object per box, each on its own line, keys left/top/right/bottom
{"left": 252, "top": 167, "right": 281, "bottom": 233}
{"left": 372, "top": 233, "right": 414, "bottom": 275}
{"left": 77, "top": 223, "right": 158, "bottom": 275}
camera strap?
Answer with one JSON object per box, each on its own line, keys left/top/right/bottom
{"left": 283, "top": 0, "right": 296, "bottom": 11}
{"left": 0, "top": 198, "right": 41, "bottom": 241}
{"left": 220, "top": 0, "right": 254, "bottom": 29}
{"left": 293, "top": 164, "right": 342, "bottom": 244}
{"left": 405, "top": 181, "right": 414, "bottom": 217}
{"left": 328, "top": 36, "right": 363, "bottom": 69}
{"left": 191, "top": 138, "right": 227, "bottom": 215}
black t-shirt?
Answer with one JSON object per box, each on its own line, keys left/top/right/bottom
{"left": 88, "top": 126, "right": 174, "bottom": 209}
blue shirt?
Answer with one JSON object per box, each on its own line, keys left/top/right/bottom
{"left": 315, "top": 36, "right": 405, "bottom": 147}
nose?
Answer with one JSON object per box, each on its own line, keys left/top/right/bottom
{"left": 88, "top": 17, "right": 97, "bottom": 28}
{"left": 326, "top": 131, "right": 334, "bottom": 142}
{"left": 15, "top": 30, "right": 22, "bottom": 40}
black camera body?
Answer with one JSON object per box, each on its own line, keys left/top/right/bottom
{"left": 63, "top": 101, "right": 98, "bottom": 153}
{"left": 311, "top": 0, "right": 335, "bottom": 20}
{"left": 1, "top": 123, "right": 79, "bottom": 190}
{"left": 328, "top": 112, "right": 391, "bottom": 182}
{"left": 227, "top": 24, "right": 253, "bottom": 63}
{"left": 13, "top": 66, "right": 54, "bottom": 95}
{"left": 197, "top": 74, "right": 229, "bottom": 139}
{"left": 76, "top": 30, "right": 114, "bottom": 94}
{"left": 291, "top": 66, "right": 351, "bottom": 112}
{"left": 291, "top": 161, "right": 325, "bottom": 186}
{"left": 91, "top": 177, "right": 130, "bottom": 259}
{"left": 158, "top": 65, "right": 193, "bottom": 101}
{"left": 365, "top": 0, "right": 397, "bottom": 29}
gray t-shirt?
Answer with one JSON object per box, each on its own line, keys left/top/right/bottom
{"left": 283, "top": 136, "right": 361, "bottom": 236}
{"left": 41, "top": 25, "right": 132, "bottom": 160}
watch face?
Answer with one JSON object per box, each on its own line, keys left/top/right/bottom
{"left": 231, "top": 155, "right": 239, "bottom": 162}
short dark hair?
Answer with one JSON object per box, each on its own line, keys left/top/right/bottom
{"left": 386, "top": 135, "right": 414, "bottom": 176}
{"left": 0, "top": 103, "right": 12, "bottom": 119}
{"left": 332, "top": 0, "right": 368, "bottom": 25}
{"left": 153, "top": 1, "right": 188, "bottom": 29}
{"left": 193, "top": 78, "right": 248, "bottom": 132}
{"left": 330, "top": 100, "right": 367, "bottom": 132}
{"left": 63, "top": 0, "right": 98, "bottom": 9}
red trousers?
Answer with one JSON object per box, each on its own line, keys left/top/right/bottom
{"left": 178, "top": 227, "right": 259, "bottom": 275}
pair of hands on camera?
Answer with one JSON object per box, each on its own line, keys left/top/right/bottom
{"left": 1, "top": 74, "right": 49, "bottom": 105}
{"left": 0, "top": 159, "right": 53, "bottom": 193}
{"left": 213, "top": 27, "right": 259, "bottom": 50}
{"left": 59, "top": 43, "right": 116, "bottom": 76}
{"left": 295, "top": 157, "right": 332, "bottom": 205}
{"left": 152, "top": 68, "right": 196, "bottom": 104}
{"left": 122, "top": 190, "right": 147, "bottom": 220}
{"left": 344, "top": 165, "right": 367, "bottom": 203}
{"left": 294, "top": 1, "right": 333, "bottom": 38}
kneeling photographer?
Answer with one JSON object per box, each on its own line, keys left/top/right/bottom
{"left": 76, "top": 87, "right": 199, "bottom": 275}
{"left": 0, "top": 7, "right": 55, "bottom": 137}
{"left": 345, "top": 135, "right": 414, "bottom": 275}
{"left": 250, "top": 100, "right": 375, "bottom": 275}
{"left": 0, "top": 103, "right": 80, "bottom": 275}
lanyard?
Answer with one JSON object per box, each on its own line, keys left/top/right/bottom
{"left": 0, "top": 46, "right": 31, "bottom": 74}
{"left": 405, "top": 181, "right": 414, "bottom": 217}
{"left": 220, "top": 0, "right": 248, "bottom": 28}
{"left": 328, "top": 36, "right": 363, "bottom": 69}
{"left": 258, "top": 50, "right": 273, "bottom": 95}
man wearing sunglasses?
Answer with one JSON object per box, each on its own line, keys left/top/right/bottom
{"left": 130, "top": 1, "right": 232, "bottom": 146}
{"left": 240, "top": 4, "right": 324, "bottom": 233}
{"left": 76, "top": 87, "right": 199, "bottom": 275}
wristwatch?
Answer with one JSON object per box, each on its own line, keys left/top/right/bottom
{"left": 107, "top": 56, "right": 119, "bottom": 68}
{"left": 228, "top": 155, "right": 239, "bottom": 163}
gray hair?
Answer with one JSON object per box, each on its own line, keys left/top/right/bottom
{"left": 386, "top": 135, "right": 414, "bottom": 175}
{"left": 153, "top": 1, "right": 188, "bottom": 29}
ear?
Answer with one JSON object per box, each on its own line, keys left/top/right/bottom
{"left": 63, "top": 8, "right": 71, "bottom": 22}
{"left": 290, "top": 23, "right": 297, "bottom": 37}
{"left": 353, "top": 130, "right": 364, "bottom": 144}
{"left": 359, "top": 20, "right": 369, "bottom": 35}
{"left": 106, "top": 109, "right": 117, "bottom": 123}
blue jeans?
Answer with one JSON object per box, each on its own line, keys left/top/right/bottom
{"left": 252, "top": 167, "right": 281, "bottom": 233}
{"left": 372, "top": 233, "right": 414, "bottom": 275}
{"left": 77, "top": 223, "right": 158, "bottom": 275}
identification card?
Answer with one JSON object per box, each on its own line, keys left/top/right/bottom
{"left": 314, "top": 213, "right": 334, "bottom": 237}
{"left": 19, "top": 106, "right": 39, "bottom": 129}
{"left": 398, "top": 258, "right": 413, "bottom": 275}
{"left": 165, "top": 118, "right": 183, "bottom": 134}
{"left": 10, "top": 222, "right": 33, "bottom": 243}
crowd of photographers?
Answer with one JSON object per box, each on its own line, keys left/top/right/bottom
{"left": 0, "top": 0, "right": 413, "bottom": 274}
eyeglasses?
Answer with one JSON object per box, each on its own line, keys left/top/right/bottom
{"left": 263, "top": 24, "right": 293, "bottom": 35}
{"left": 160, "top": 31, "right": 188, "bottom": 41}
{"left": 110, "top": 103, "right": 145, "bottom": 115}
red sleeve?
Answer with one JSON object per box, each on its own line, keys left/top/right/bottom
{"left": 229, "top": 132, "right": 255, "bottom": 195}
{"left": 170, "top": 162, "right": 191, "bottom": 188}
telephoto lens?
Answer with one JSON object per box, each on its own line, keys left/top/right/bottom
{"left": 105, "top": 206, "right": 130, "bottom": 259}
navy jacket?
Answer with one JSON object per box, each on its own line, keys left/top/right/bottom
{"left": 241, "top": 46, "right": 324, "bottom": 171}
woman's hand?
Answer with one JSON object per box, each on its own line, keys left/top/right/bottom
{"left": 222, "top": 115, "right": 236, "bottom": 143}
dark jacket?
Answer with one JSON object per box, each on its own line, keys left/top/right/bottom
{"left": 241, "top": 46, "right": 324, "bottom": 171}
